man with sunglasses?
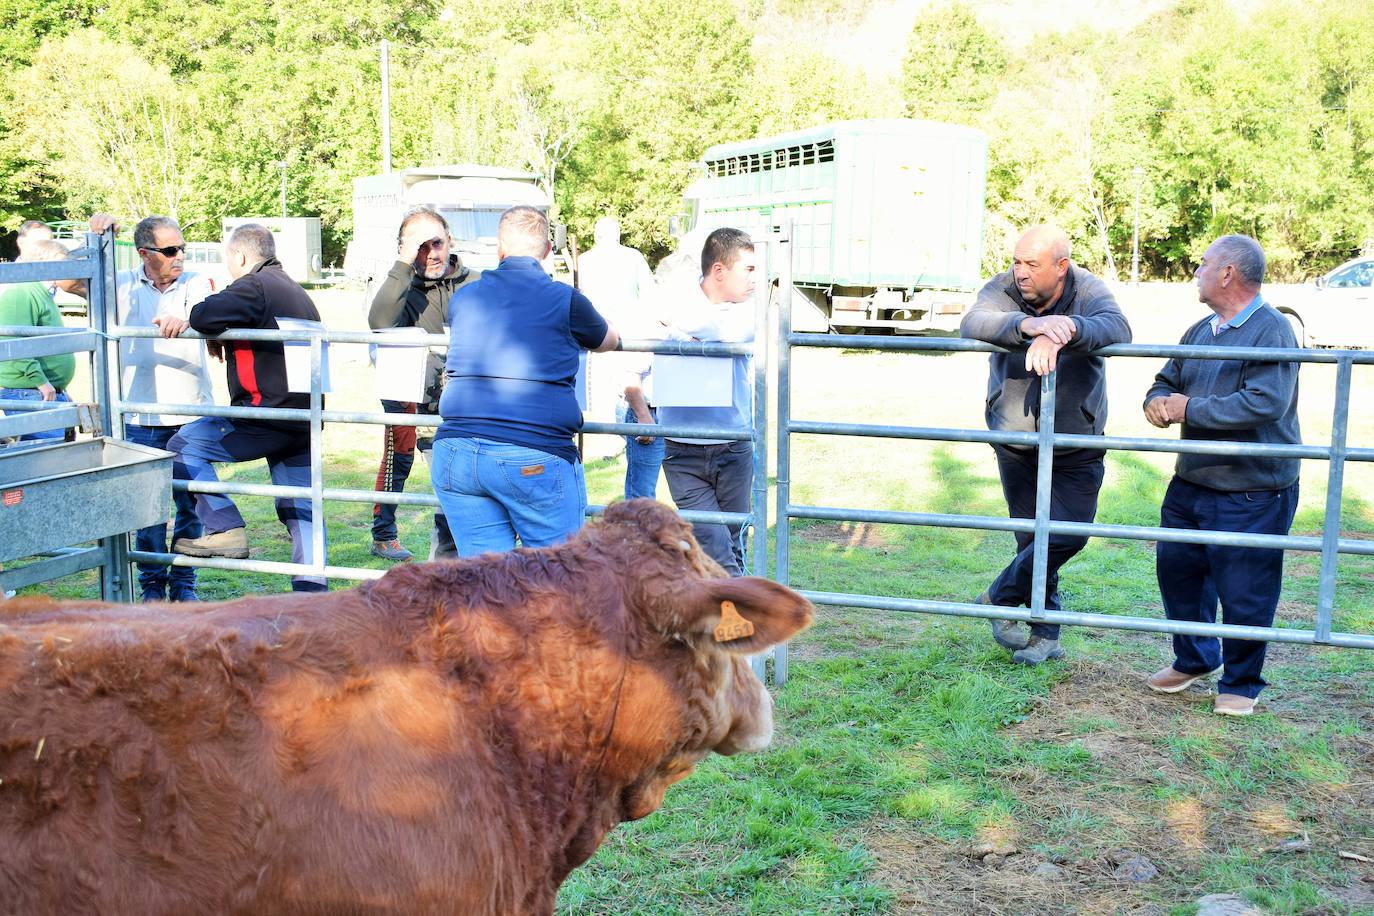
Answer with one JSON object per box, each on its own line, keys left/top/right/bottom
{"left": 89, "top": 213, "right": 217, "bottom": 604}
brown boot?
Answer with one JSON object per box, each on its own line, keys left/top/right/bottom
{"left": 173, "top": 527, "right": 249, "bottom": 559}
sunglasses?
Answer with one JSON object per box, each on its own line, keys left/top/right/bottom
{"left": 140, "top": 244, "right": 186, "bottom": 257}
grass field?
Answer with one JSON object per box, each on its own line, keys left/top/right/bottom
{"left": 10, "top": 283, "right": 1374, "bottom": 914}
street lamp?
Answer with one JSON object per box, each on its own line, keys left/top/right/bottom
{"left": 277, "top": 160, "right": 289, "bottom": 220}
{"left": 1131, "top": 165, "right": 1144, "bottom": 285}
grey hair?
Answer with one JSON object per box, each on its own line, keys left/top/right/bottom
{"left": 1210, "top": 234, "right": 1265, "bottom": 285}
{"left": 397, "top": 206, "right": 449, "bottom": 246}
{"left": 226, "top": 223, "right": 276, "bottom": 263}
{"left": 25, "top": 239, "right": 71, "bottom": 262}
{"left": 133, "top": 216, "right": 181, "bottom": 250}
{"left": 498, "top": 206, "right": 549, "bottom": 258}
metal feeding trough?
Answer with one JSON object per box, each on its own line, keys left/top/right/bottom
{"left": 0, "top": 438, "right": 172, "bottom": 563}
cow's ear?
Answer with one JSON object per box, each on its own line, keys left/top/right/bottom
{"left": 679, "top": 577, "right": 813, "bottom": 654}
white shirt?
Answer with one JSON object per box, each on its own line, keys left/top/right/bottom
{"left": 116, "top": 267, "right": 216, "bottom": 426}
{"left": 580, "top": 242, "right": 659, "bottom": 402}
{"left": 656, "top": 280, "right": 755, "bottom": 444}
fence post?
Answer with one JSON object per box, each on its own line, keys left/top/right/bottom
{"left": 89, "top": 230, "right": 133, "bottom": 602}
{"left": 1314, "top": 356, "right": 1352, "bottom": 643}
{"left": 1028, "top": 370, "right": 1057, "bottom": 618}
{"left": 310, "top": 335, "right": 327, "bottom": 584}
{"left": 773, "top": 221, "right": 794, "bottom": 687}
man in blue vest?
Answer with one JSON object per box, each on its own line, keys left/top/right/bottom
{"left": 430, "top": 206, "right": 619, "bottom": 556}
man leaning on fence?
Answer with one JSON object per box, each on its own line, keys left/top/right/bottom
{"left": 657, "top": 228, "right": 758, "bottom": 577}
{"left": 430, "top": 206, "right": 618, "bottom": 556}
{"left": 366, "top": 205, "right": 475, "bottom": 562}
{"left": 960, "top": 225, "right": 1133, "bottom": 666}
{"left": 163, "top": 223, "right": 328, "bottom": 593}
{"left": 1143, "top": 234, "right": 1300, "bottom": 717}
{"left": 89, "top": 213, "right": 217, "bottom": 603}
{"left": 0, "top": 240, "right": 84, "bottom": 443}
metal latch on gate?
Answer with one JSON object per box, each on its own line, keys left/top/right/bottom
{"left": 76, "top": 403, "right": 102, "bottom": 437}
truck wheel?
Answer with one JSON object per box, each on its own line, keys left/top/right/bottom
{"left": 1283, "top": 312, "right": 1306, "bottom": 348}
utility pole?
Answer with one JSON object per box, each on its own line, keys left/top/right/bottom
{"left": 278, "top": 160, "right": 288, "bottom": 220}
{"left": 380, "top": 39, "right": 392, "bottom": 174}
{"left": 1131, "top": 165, "right": 1144, "bottom": 285}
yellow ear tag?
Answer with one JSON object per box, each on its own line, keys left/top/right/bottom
{"left": 713, "top": 600, "right": 755, "bottom": 643}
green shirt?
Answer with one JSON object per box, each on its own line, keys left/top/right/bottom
{"left": 0, "top": 282, "right": 76, "bottom": 390}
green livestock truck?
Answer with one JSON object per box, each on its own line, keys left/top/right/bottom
{"left": 679, "top": 119, "right": 988, "bottom": 333}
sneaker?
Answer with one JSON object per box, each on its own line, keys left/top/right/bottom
{"left": 139, "top": 585, "right": 166, "bottom": 603}
{"left": 977, "top": 590, "right": 1030, "bottom": 650}
{"left": 1012, "top": 636, "right": 1064, "bottom": 666}
{"left": 371, "top": 539, "right": 413, "bottom": 562}
{"left": 173, "top": 527, "right": 249, "bottom": 559}
{"left": 1214, "top": 693, "right": 1257, "bottom": 717}
{"left": 1146, "top": 665, "right": 1224, "bottom": 694}
{"left": 169, "top": 586, "right": 201, "bottom": 603}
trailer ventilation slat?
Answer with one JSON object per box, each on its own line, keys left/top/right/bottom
{"left": 706, "top": 139, "right": 835, "bottom": 177}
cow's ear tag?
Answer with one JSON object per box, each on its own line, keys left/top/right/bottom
{"left": 713, "top": 600, "right": 755, "bottom": 642}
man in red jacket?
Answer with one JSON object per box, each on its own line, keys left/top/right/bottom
{"left": 163, "top": 224, "right": 327, "bottom": 593}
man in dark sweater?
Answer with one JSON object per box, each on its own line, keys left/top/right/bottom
{"left": 960, "top": 225, "right": 1133, "bottom": 665}
{"left": 164, "top": 224, "right": 327, "bottom": 593}
{"left": 1143, "top": 234, "right": 1300, "bottom": 716}
{"left": 366, "top": 206, "right": 475, "bottom": 562}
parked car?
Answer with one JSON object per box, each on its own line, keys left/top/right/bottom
{"left": 1280, "top": 256, "right": 1374, "bottom": 349}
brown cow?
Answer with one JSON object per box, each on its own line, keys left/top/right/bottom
{"left": 0, "top": 499, "right": 812, "bottom": 915}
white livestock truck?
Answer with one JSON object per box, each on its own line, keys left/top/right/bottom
{"left": 343, "top": 164, "right": 561, "bottom": 294}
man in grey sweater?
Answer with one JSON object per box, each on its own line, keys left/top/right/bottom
{"left": 961, "top": 225, "right": 1132, "bottom": 665}
{"left": 1143, "top": 234, "right": 1300, "bottom": 717}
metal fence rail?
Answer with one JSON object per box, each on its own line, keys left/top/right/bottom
{"left": 773, "top": 231, "right": 1374, "bottom": 682}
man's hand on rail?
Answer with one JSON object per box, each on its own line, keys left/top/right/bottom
{"left": 152, "top": 315, "right": 190, "bottom": 338}
{"left": 1019, "top": 314, "right": 1077, "bottom": 346}
{"left": 1024, "top": 336, "right": 1063, "bottom": 376}
{"left": 1144, "top": 394, "right": 1189, "bottom": 428}
{"left": 88, "top": 214, "right": 119, "bottom": 235}
{"left": 38, "top": 382, "right": 57, "bottom": 402}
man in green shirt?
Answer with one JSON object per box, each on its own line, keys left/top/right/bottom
{"left": 0, "top": 240, "right": 85, "bottom": 442}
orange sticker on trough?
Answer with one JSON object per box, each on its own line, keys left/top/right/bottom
{"left": 713, "top": 600, "right": 755, "bottom": 642}
{"left": 2, "top": 488, "right": 21, "bottom": 507}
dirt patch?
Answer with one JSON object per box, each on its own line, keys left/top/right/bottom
{"left": 864, "top": 661, "right": 1374, "bottom": 914}
{"left": 793, "top": 521, "right": 894, "bottom": 550}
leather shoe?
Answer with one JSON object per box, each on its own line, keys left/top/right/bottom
{"left": 1214, "top": 693, "right": 1257, "bottom": 717}
{"left": 174, "top": 528, "right": 249, "bottom": 559}
{"left": 977, "top": 590, "right": 1030, "bottom": 650}
{"left": 1146, "top": 664, "right": 1224, "bottom": 694}
{"left": 1012, "top": 636, "right": 1064, "bottom": 666}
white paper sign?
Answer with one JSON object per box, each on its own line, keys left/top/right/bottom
{"left": 372, "top": 328, "right": 430, "bottom": 403}
{"left": 651, "top": 354, "right": 733, "bottom": 407}
{"left": 277, "top": 318, "right": 332, "bottom": 394}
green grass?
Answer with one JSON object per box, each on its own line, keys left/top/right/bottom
{"left": 9, "top": 341, "right": 1374, "bottom": 915}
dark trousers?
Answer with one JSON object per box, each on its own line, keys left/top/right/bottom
{"left": 373, "top": 399, "right": 453, "bottom": 556}
{"left": 1157, "top": 476, "right": 1298, "bottom": 699}
{"left": 167, "top": 417, "right": 326, "bottom": 592}
{"left": 987, "top": 445, "right": 1106, "bottom": 639}
{"left": 124, "top": 423, "right": 200, "bottom": 591}
{"left": 662, "top": 439, "right": 752, "bottom": 576}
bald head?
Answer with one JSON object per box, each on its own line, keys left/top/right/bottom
{"left": 1011, "top": 225, "right": 1072, "bottom": 309}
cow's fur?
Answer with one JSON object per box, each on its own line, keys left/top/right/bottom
{"left": 0, "top": 499, "right": 812, "bottom": 915}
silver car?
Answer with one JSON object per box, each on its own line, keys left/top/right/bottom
{"left": 1282, "top": 256, "right": 1374, "bottom": 348}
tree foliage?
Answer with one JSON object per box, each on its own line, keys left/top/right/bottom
{"left": 3, "top": 0, "right": 1373, "bottom": 279}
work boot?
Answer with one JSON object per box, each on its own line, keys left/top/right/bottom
{"left": 977, "top": 590, "right": 1029, "bottom": 650}
{"left": 1214, "top": 693, "right": 1257, "bottom": 717}
{"left": 139, "top": 585, "right": 166, "bottom": 603}
{"left": 1012, "top": 636, "right": 1064, "bottom": 666}
{"left": 371, "top": 539, "right": 413, "bottom": 562}
{"left": 173, "top": 528, "right": 249, "bottom": 559}
{"left": 1145, "top": 664, "right": 1224, "bottom": 694}
{"left": 169, "top": 586, "right": 201, "bottom": 603}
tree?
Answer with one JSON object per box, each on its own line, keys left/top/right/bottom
{"left": 900, "top": 3, "right": 1007, "bottom": 124}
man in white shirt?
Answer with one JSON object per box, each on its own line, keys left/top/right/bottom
{"left": 579, "top": 216, "right": 662, "bottom": 499}
{"left": 657, "top": 227, "right": 757, "bottom": 576}
{"left": 90, "top": 214, "right": 217, "bottom": 603}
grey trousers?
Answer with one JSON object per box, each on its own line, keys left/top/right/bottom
{"left": 662, "top": 439, "right": 752, "bottom": 576}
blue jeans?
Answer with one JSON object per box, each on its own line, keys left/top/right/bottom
{"left": 1, "top": 387, "right": 71, "bottom": 441}
{"left": 618, "top": 402, "right": 665, "bottom": 500}
{"left": 430, "top": 436, "right": 586, "bottom": 558}
{"left": 124, "top": 424, "right": 200, "bottom": 591}
{"left": 167, "top": 417, "right": 326, "bottom": 591}
{"left": 1157, "top": 477, "right": 1299, "bottom": 699}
